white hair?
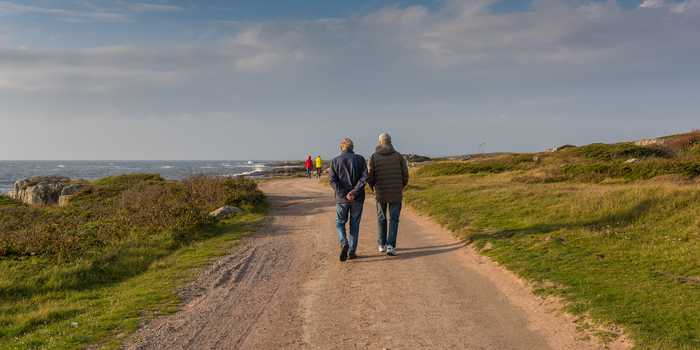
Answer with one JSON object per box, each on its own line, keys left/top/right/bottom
{"left": 339, "top": 137, "right": 354, "bottom": 152}
{"left": 378, "top": 132, "right": 392, "bottom": 145}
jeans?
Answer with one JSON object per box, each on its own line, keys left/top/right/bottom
{"left": 336, "top": 201, "right": 364, "bottom": 254}
{"left": 377, "top": 201, "right": 402, "bottom": 248}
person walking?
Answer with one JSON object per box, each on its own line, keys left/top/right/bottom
{"left": 304, "top": 154, "right": 313, "bottom": 178}
{"left": 315, "top": 155, "right": 323, "bottom": 179}
{"left": 328, "top": 138, "right": 367, "bottom": 262}
{"left": 368, "top": 133, "right": 409, "bottom": 257}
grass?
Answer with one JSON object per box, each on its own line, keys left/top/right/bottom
{"left": 0, "top": 174, "right": 267, "bottom": 349}
{"left": 406, "top": 168, "right": 700, "bottom": 349}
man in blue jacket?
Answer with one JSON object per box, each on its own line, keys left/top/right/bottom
{"left": 328, "top": 137, "right": 368, "bottom": 262}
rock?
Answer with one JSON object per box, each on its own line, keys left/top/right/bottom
{"left": 61, "top": 184, "right": 85, "bottom": 196}
{"left": 9, "top": 176, "right": 72, "bottom": 206}
{"left": 209, "top": 205, "right": 243, "bottom": 219}
{"left": 58, "top": 184, "right": 87, "bottom": 207}
{"left": 625, "top": 158, "right": 639, "bottom": 164}
{"left": 635, "top": 138, "right": 664, "bottom": 147}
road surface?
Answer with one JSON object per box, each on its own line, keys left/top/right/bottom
{"left": 127, "top": 178, "right": 629, "bottom": 350}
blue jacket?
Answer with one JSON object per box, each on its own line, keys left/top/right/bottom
{"left": 328, "top": 150, "right": 368, "bottom": 204}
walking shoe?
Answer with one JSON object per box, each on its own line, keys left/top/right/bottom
{"left": 339, "top": 244, "right": 349, "bottom": 262}
{"left": 386, "top": 246, "right": 397, "bottom": 256}
{"left": 378, "top": 245, "right": 386, "bottom": 253}
{"left": 348, "top": 252, "right": 357, "bottom": 260}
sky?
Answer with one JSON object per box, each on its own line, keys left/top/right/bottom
{"left": 1, "top": 0, "right": 699, "bottom": 160}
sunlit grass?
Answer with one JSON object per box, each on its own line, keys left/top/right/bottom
{"left": 0, "top": 213, "right": 265, "bottom": 350}
{"left": 406, "top": 173, "right": 700, "bottom": 349}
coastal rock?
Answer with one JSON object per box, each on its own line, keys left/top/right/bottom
{"left": 209, "top": 205, "right": 243, "bottom": 219}
{"left": 8, "top": 176, "right": 85, "bottom": 206}
{"left": 58, "top": 184, "right": 87, "bottom": 207}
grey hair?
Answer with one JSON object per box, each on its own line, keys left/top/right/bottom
{"left": 378, "top": 132, "right": 392, "bottom": 145}
{"left": 339, "top": 137, "right": 354, "bottom": 152}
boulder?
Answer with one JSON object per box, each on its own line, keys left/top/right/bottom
{"left": 209, "top": 205, "right": 243, "bottom": 219}
{"left": 58, "top": 184, "right": 87, "bottom": 207}
{"left": 8, "top": 176, "right": 86, "bottom": 206}
{"left": 625, "top": 158, "right": 639, "bottom": 164}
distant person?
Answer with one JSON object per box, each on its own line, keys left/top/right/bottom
{"left": 368, "top": 132, "right": 409, "bottom": 257}
{"left": 315, "top": 155, "right": 323, "bottom": 179}
{"left": 328, "top": 138, "right": 368, "bottom": 262}
{"left": 304, "top": 155, "right": 313, "bottom": 178}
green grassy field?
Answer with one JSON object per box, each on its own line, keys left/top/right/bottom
{"left": 0, "top": 175, "right": 267, "bottom": 349}
{"left": 406, "top": 133, "right": 700, "bottom": 349}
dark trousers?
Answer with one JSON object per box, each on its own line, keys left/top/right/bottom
{"left": 376, "top": 201, "right": 402, "bottom": 248}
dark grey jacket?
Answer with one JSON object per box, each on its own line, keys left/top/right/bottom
{"left": 328, "top": 150, "right": 368, "bottom": 204}
{"left": 368, "top": 144, "right": 409, "bottom": 203}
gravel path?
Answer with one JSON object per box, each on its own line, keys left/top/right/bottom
{"left": 126, "top": 178, "right": 630, "bottom": 350}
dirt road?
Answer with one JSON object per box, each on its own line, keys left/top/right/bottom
{"left": 127, "top": 178, "right": 629, "bottom": 350}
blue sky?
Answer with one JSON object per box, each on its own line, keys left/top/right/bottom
{"left": 1, "top": 0, "right": 699, "bottom": 160}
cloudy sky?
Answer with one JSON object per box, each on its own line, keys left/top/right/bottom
{"left": 1, "top": 0, "right": 699, "bottom": 160}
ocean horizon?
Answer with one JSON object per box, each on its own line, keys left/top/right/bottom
{"left": 0, "top": 160, "right": 291, "bottom": 193}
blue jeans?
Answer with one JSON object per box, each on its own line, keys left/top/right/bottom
{"left": 336, "top": 201, "right": 364, "bottom": 254}
{"left": 377, "top": 201, "right": 402, "bottom": 248}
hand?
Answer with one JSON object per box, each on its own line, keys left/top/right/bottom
{"left": 345, "top": 192, "right": 355, "bottom": 201}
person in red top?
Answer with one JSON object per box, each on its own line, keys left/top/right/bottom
{"left": 304, "top": 154, "right": 313, "bottom": 178}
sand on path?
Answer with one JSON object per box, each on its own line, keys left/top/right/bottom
{"left": 126, "top": 178, "right": 630, "bottom": 350}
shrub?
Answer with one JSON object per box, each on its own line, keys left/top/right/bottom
{"left": 573, "top": 143, "right": 670, "bottom": 161}
{"left": 416, "top": 155, "right": 534, "bottom": 177}
{"left": 0, "top": 174, "right": 265, "bottom": 259}
{"left": 562, "top": 159, "right": 700, "bottom": 182}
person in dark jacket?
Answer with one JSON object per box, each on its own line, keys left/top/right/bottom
{"left": 368, "top": 133, "right": 409, "bottom": 256}
{"left": 328, "top": 137, "right": 368, "bottom": 262}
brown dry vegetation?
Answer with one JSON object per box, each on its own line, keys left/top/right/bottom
{"left": 0, "top": 174, "right": 267, "bottom": 349}
{"left": 0, "top": 174, "right": 264, "bottom": 259}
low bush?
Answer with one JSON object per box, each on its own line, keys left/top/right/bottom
{"left": 562, "top": 159, "right": 700, "bottom": 182}
{"left": 416, "top": 155, "right": 534, "bottom": 177}
{"left": 0, "top": 174, "right": 265, "bottom": 259}
{"left": 660, "top": 131, "right": 700, "bottom": 153}
{"left": 573, "top": 143, "right": 670, "bottom": 161}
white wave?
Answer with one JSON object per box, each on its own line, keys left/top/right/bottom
{"left": 160, "top": 165, "right": 175, "bottom": 169}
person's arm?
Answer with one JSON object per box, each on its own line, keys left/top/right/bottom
{"left": 367, "top": 155, "right": 375, "bottom": 190}
{"left": 400, "top": 154, "right": 409, "bottom": 188}
{"left": 351, "top": 158, "right": 368, "bottom": 195}
{"left": 328, "top": 160, "right": 340, "bottom": 193}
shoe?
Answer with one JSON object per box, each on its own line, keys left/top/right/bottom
{"left": 339, "top": 244, "right": 349, "bottom": 262}
{"left": 386, "top": 246, "right": 397, "bottom": 256}
{"left": 348, "top": 252, "right": 357, "bottom": 260}
{"left": 378, "top": 245, "right": 386, "bottom": 253}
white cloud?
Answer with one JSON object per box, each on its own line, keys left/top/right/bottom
{"left": 123, "top": 2, "right": 183, "bottom": 13}
{"left": 640, "top": 0, "right": 700, "bottom": 13}
{"left": 228, "top": 27, "right": 306, "bottom": 73}
{"left": 0, "top": 1, "right": 184, "bottom": 23}
{"left": 1, "top": 0, "right": 699, "bottom": 129}
{"left": 0, "top": 1, "right": 128, "bottom": 22}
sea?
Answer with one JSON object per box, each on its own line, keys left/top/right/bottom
{"left": 0, "top": 160, "right": 280, "bottom": 193}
